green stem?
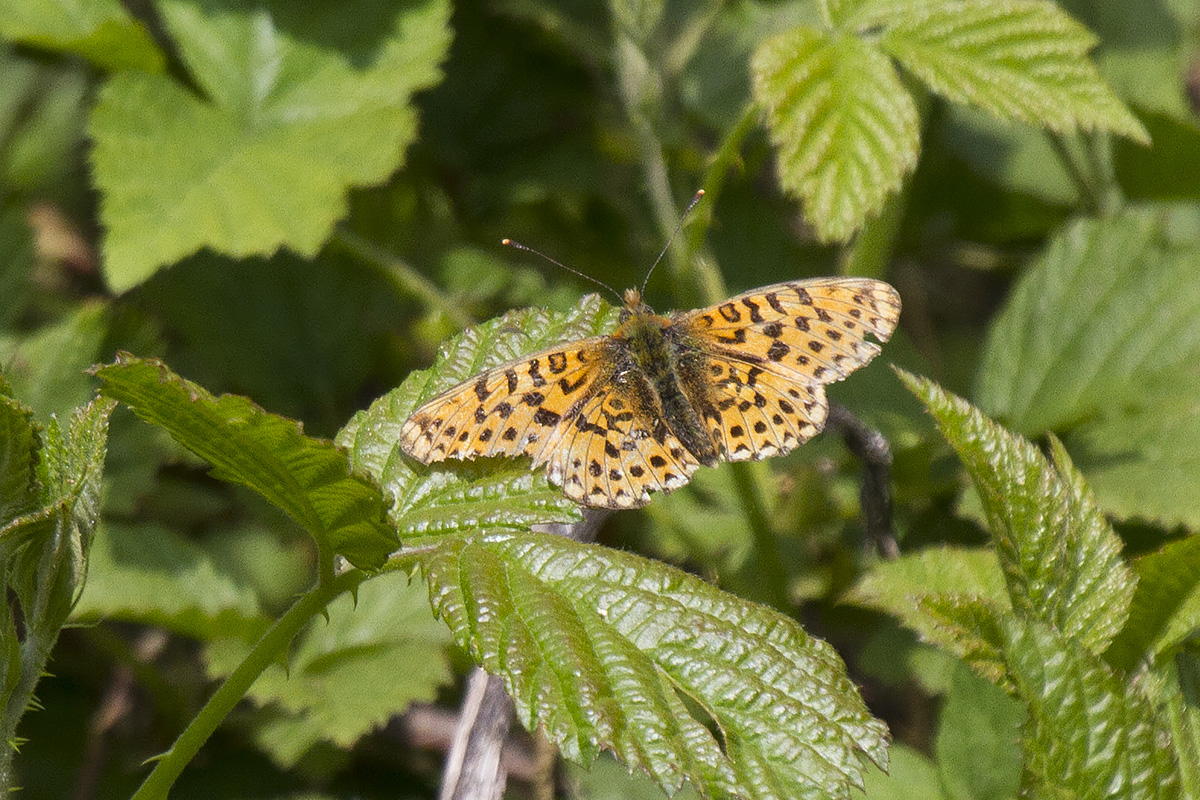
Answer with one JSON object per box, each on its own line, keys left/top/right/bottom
{"left": 729, "top": 462, "right": 789, "bottom": 610}
{"left": 1045, "top": 132, "right": 1103, "bottom": 214}
{"left": 333, "top": 228, "right": 473, "bottom": 330}
{"left": 1082, "top": 132, "right": 1124, "bottom": 217}
{"left": 130, "top": 569, "right": 367, "bottom": 800}
{"left": 0, "top": 627, "right": 56, "bottom": 791}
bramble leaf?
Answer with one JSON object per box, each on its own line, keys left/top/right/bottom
{"left": 1105, "top": 535, "right": 1200, "bottom": 672}
{"left": 752, "top": 26, "right": 919, "bottom": 242}
{"left": 976, "top": 211, "right": 1200, "bottom": 434}
{"left": 337, "top": 296, "right": 612, "bottom": 538}
{"left": 880, "top": 0, "right": 1147, "bottom": 143}
{"left": 420, "top": 530, "right": 889, "bottom": 800}
{"left": 900, "top": 371, "right": 1134, "bottom": 656}
{"left": 0, "top": 391, "right": 39, "bottom": 527}
{"left": 72, "top": 522, "right": 268, "bottom": 642}
{"left": 0, "top": 0, "right": 164, "bottom": 72}
{"left": 88, "top": 0, "right": 452, "bottom": 290}
{"left": 934, "top": 663, "right": 1023, "bottom": 800}
{"left": 94, "top": 355, "right": 397, "bottom": 569}
{"left": 1003, "top": 620, "right": 1178, "bottom": 799}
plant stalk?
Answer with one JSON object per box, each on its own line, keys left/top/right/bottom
{"left": 130, "top": 569, "right": 367, "bottom": 799}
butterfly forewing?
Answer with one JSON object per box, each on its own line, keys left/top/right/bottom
{"left": 673, "top": 278, "right": 900, "bottom": 462}
{"left": 400, "top": 338, "right": 612, "bottom": 464}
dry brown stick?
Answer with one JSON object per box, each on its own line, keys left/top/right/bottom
{"left": 827, "top": 403, "right": 899, "bottom": 560}
{"left": 437, "top": 509, "right": 611, "bottom": 800}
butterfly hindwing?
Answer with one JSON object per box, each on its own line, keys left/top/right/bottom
{"left": 399, "top": 338, "right": 612, "bottom": 465}
{"left": 547, "top": 372, "right": 700, "bottom": 508}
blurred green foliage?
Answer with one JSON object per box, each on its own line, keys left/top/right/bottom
{"left": 0, "top": 0, "right": 1198, "bottom": 797}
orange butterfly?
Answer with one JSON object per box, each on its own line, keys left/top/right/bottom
{"left": 400, "top": 278, "right": 900, "bottom": 508}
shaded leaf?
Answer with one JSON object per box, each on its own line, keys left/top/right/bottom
{"left": 338, "top": 296, "right": 611, "bottom": 538}
{"left": 900, "top": 371, "right": 1135, "bottom": 655}
{"left": 0, "top": 391, "right": 39, "bottom": 526}
{"left": 935, "top": 662, "right": 1023, "bottom": 800}
{"left": 752, "top": 26, "right": 919, "bottom": 242}
{"left": 88, "top": 0, "right": 452, "bottom": 290}
{"left": 880, "top": 0, "right": 1147, "bottom": 143}
{"left": 857, "top": 744, "right": 945, "bottom": 800}
{"left": 976, "top": 211, "right": 1200, "bottom": 434}
{"left": 1067, "top": 369, "right": 1200, "bottom": 529}
{"left": 1003, "top": 620, "right": 1178, "bottom": 799}
{"left": 1115, "top": 112, "right": 1200, "bottom": 201}
{"left": 0, "top": 0, "right": 164, "bottom": 72}
{"left": 421, "top": 530, "right": 889, "bottom": 800}
{"left": 1106, "top": 535, "right": 1200, "bottom": 672}
{"left": 94, "top": 355, "right": 397, "bottom": 568}
{"left": 72, "top": 522, "right": 267, "bottom": 641}
{"left": 205, "top": 571, "right": 450, "bottom": 767}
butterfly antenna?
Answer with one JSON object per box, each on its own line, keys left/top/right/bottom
{"left": 501, "top": 238, "right": 624, "bottom": 303}
{"left": 640, "top": 189, "right": 705, "bottom": 296}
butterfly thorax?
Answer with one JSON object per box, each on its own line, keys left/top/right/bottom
{"left": 614, "top": 296, "right": 721, "bottom": 467}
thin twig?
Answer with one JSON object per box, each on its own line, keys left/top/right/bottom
{"left": 827, "top": 403, "right": 898, "bottom": 560}
{"left": 437, "top": 510, "right": 610, "bottom": 800}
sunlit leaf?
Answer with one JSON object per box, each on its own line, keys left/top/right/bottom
{"left": 880, "top": 0, "right": 1147, "bottom": 142}
{"left": 0, "top": 0, "right": 163, "bottom": 72}
{"left": 94, "top": 355, "right": 397, "bottom": 568}
{"left": 88, "top": 0, "right": 452, "bottom": 290}
{"left": 420, "top": 530, "right": 889, "bottom": 800}
{"left": 752, "top": 26, "right": 919, "bottom": 242}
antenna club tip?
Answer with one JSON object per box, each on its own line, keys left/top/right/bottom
{"left": 696, "top": 189, "right": 705, "bottom": 197}
{"left": 501, "top": 238, "right": 512, "bottom": 246}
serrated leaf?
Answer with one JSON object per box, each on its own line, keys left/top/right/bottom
{"left": 71, "top": 522, "right": 267, "bottom": 641}
{"left": 205, "top": 571, "right": 450, "bottom": 766}
{"left": 1003, "top": 620, "right": 1179, "bottom": 800}
{"left": 421, "top": 530, "right": 889, "bottom": 800}
{"left": 934, "top": 663, "right": 1023, "bottom": 800}
{"left": 94, "top": 356, "right": 397, "bottom": 569}
{"left": 752, "top": 26, "right": 919, "bottom": 242}
{"left": 88, "top": 0, "right": 452, "bottom": 290}
{"left": 338, "top": 296, "right": 613, "bottom": 538}
{"left": 880, "top": 0, "right": 1148, "bottom": 143}
{"left": 1066, "top": 370, "right": 1200, "bottom": 529}
{"left": 9, "top": 396, "right": 114, "bottom": 630}
{"left": 0, "top": 393, "right": 39, "bottom": 526}
{"left": 0, "top": 0, "right": 164, "bottom": 72}
{"left": 900, "top": 371, "right": 1135, "bottom": 656}
{"left": 976, "top": 211, "right": 1200, "bottom": 434}
{"left": 1105, "top": 536, "right": 1200, "bottom": 672}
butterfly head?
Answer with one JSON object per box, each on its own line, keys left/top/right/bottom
{"left": 621, "top": 287, "right": 655, "bottom": 320}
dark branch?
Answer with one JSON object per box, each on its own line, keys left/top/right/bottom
{"left": 827, "top": 403, "right": 898, "bottom": 560}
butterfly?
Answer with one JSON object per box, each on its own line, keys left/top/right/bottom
{"left": 400, "top": 278, "right": 900, "bottom": 509}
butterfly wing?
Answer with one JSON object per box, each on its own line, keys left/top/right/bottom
{"left": 672, "top": 278, "right": 900, "bottom": 462}
{"left": 400, "top": 338, "right": 614, "bottom": 465}
{"left": 546, "top": 370, "right": 701, "bottom": 508}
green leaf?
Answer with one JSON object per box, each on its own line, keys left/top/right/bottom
{"left": 420, "top": 530, "right": 889, "bottom": 800}
{"left": 880, "top": 0, "right": 1148, "bottom": 143}
{"left": 934, "top": 663, "right": 1023, "bottom": 800}
{"left": 857, "top": 744, "right": 946, "bottom": 800}
{"left": 1105, "top": 535, "right": 1200, "bottom": 672}
{"left": 1003, "top": 620, "right": 1179, "bottom": 799}
{"left": 568, "top": 753, "right": 700, "bottom": 800}
{"left": 0, "top": 392, "right": 39, "bottom": 527}
{"left": 88, "top": 0, "right": 452, "bottom": 291}
{"left": 9, "top": 396, "right": 114, "bottom": 631}
{"left": 900, "top": 371, "right": 1135, "bottom": 656}
{"left": 94, "top": 355, "right": 397, "bottom": 569}
{"left": 1153, "top": 651, "right": 1200, "bottom": 800}
{"left": 338, "top": 297, "right": 610, "bottom": 539}
{"left": 752, "top": 26, "right": 920, "bottom": 242}
{"left": 1066, "top": 370, "right": 1200, "bottom": 529}
{"left": 0, "top": 0, "right": 164, "bottom": 72}
{"left": 975, "top": 211, "right": 1200, "bottom": 434}
{"left": 71, "top": 522, "right": 267, "bottom": 641}
{"left": 205, "top": 570, "right": 450, "bottom": 766}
